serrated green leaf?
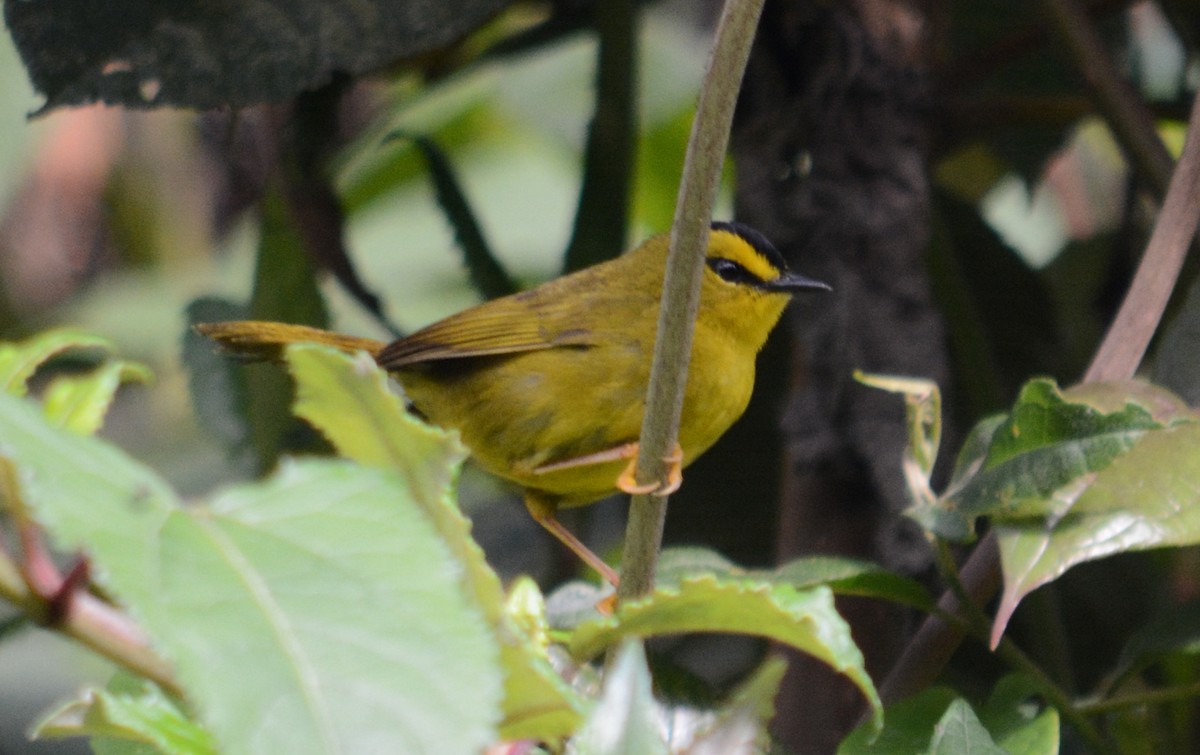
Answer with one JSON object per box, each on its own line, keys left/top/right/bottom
{"left": 993, "top": 422, "right": 1200, "bottom": 644}
{"left": 3, "top": 391, "right": 504, "bottom": 752}
{"left": 655, "top": 547, "right": 933, "bottom": 612}
{"left": 569, "top": 575, "right": 883, "bottom": 731}
{"left": 925, "top": 699, "right": 1005, "bottom": 755}
{"left": 981, "top": 379, "right": 1166, "bottom": 469}
{"left": 285, "top": 344, "right": 466, "bottom": 511}
{"left": 285, "top": 344, "right": 587, "bottom": 741}
{"left": 33, "top": 672, "right": 214, "bottom": 754}
{"left": 921, "top": 379, "right": 1189, "bottom": 540}
{"left": 285, "top": 343, "right": 496, "bottom": 611}
{"left": 1062, "top": 380, "right": 1196, "bottom": 423}
{"left": 569, "top": 640, "right": 667, "bottom": 755}
{"left": 42, "top": 360, "right": 153, "bottom": 436}
{"left": 0, "top": 329, "right": 113, "bottom": 397}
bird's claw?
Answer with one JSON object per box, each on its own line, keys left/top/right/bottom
{"left": 616, "top": 443, "right": 684, "bottom": 497}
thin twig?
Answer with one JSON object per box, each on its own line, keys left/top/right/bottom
{"left": 1, "top": 459, "right": 180, "bottom": 697}
{"left": 944, "top": 0, "right": 1134, "bottom": 97}
{"left": 1042, "top": 0, "right": 1175, "bottom": 196}
{"left": 879, "top": 535, "right": 1001, "bottom": 704}
{"left": 1086, "top": 90, "right": 1200, "bottom": 381}
{"left": 1077, "top": 681, "right": 1200, "bottom": 714}
{"left": 615, "top": 0, "right": 765, "bottom": 601}
{"left": 63, "top": 593, "right": 181, "bottom": 698}
{"left": 0, "top": 538, "right": 179, "bottom": 697}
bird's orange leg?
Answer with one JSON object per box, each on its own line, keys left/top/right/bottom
{"left": 615, "top": 442, "right": 684, "bottom": 497}
{"left": 531, "top": 442, "right": 640, "bottom": 474}
{"left": 532, "top": 442, "right": 685, "bottom": 497}
{"left": 524, "top": 493, "right": 620, "bottom": 587}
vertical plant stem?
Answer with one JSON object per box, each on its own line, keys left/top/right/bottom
{"left": 1042, "top": 0, "right": 1175, "bottom": 196}
{"left": 1086, "top": 91, "right": 1200, "bottom": 381}
{"left": 880, "top": 535, "right": 1001, "bottom": 704}
{"left": 616, "top": 0, "right": 765, "bottom": 602}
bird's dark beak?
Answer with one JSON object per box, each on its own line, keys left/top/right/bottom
{"left": 759, "top": 271, "right": 831, "bottom": 294}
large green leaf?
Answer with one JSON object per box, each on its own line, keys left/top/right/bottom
{"left": 922, "top": 379, "right": 1183, "bottom": 541}
{"left": 993, "top": 422, "right": 1200, "bottom": 644}
{"left": 656, "top": 547, "right": 933, "bottom": 612}
{"left": 285, "top": 344, "right": 464, "bottom": 516}
{"left": 3, "top": 388, "right": 504, "bottom": 752}
{"left": 569, "top": 574, "right": 883, "bottom": 731}
{"left": 284, "top": 344, "right": 587, "bottom": 741}
{"left": 0, "top": 391, "right": 178, "bottom": 610}
{"left": 156, "top": 461, "right": 501, "bottom": 753}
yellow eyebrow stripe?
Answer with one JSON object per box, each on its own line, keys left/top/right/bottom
{"left": 707, "top": 228, "right": 781, "bottom": 283}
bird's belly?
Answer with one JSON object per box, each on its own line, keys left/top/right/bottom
{"left": 398, "top": 347, "right": 645, "bottom": 502}
{"left": 397, "top": 336, "right": 755, "bottom": 506}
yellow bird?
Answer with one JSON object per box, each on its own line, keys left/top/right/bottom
{"left": 197, "top": 222, "right": 828, "bottom": 585}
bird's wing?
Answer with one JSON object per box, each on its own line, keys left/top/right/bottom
{"left": 376, "top": 291, "right": 598, "bottom": 369}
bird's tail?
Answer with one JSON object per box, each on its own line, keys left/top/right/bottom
{"left": 195, "top": 321, "right": 387, "bottom": 362}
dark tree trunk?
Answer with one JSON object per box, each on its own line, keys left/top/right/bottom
{"left": 731, "top": 1, "right": 948, "bottom": 750}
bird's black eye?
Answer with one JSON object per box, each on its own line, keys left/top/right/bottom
{"left": 707, "top": 257, "right": 758, "bottom": 285}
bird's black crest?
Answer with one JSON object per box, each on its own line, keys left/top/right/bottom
{"left": 710, "top": 221, "right": 788, "bottom": 273}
